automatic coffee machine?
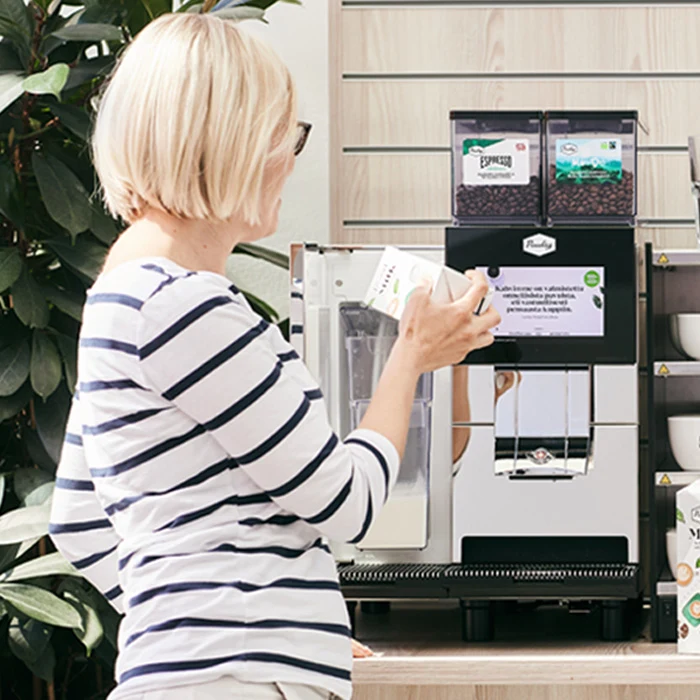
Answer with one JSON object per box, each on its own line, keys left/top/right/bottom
{"left": 290, "top": 227, "right": 641, "bottom": 641}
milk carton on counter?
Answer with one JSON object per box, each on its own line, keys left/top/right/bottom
{"left": 676, "top": 481, "right": 700, "bottom": 651}
{"left": 364, "top": 246, "right": 492, "bottom": 321}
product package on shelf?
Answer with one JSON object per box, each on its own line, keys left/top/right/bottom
{"left": 545, "top": 111, "right": 638, "bottom": 225}
{"left": 450, "top": 111, "right": 543, "bottom": 225}
{"left": 676, "top": 481, "right": 700, "bottom": 651}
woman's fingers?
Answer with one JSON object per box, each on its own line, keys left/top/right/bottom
{"left": 351, "top": 638, "right": 374, "bottom": 658}
{"left": 452, "top": 271, "right": 490, "bottom": 314}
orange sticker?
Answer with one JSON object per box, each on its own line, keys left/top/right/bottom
{"left": 690, "top": 601, "right": 700, "bottom": 619}
{"left": 678, "top": 563, "right": 694, "bottom": 587}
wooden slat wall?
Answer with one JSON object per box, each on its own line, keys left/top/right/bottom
{"left": 333, "top": 2, "right": 700, "bottom": 246}
{"left": 342, "top": 6, "right": 700, "bottom": 75}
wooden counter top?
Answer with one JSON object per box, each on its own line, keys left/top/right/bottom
{"left": 351, "top": 602, "right": 700, "bottom": 686}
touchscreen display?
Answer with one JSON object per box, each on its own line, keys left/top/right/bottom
{"left": 478, "top": 266, "right": 605, "bottom": 338}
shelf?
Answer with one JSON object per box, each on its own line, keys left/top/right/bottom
{"left": 653, "top": 361, "right": 700, "bottom": 376}
{"left": 655, "top": 471, "right": 700, "bottom": 486}
{"left": 656, "top": 580, "right": 676, "bottom": 597}
{"left": 652, "top": 249, "right": 700, "bottom": 267}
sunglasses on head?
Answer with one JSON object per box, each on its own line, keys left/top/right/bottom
{"left": 295, "top": 121, "right": 312, "bottom": 157}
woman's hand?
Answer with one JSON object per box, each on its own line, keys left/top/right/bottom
{"left": 396, "top": 271, "right": 500, "bottom": 376}
{"left": 352, "top": 639, "right": 374, "bottom": 658}
{"left": 358, "top": 270, "right": 499, "bottom": 461}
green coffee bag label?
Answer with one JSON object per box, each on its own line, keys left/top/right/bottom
{"left": 463, "top": 138, "right": 530, "bottom": 187}
{"left": 555, "top": 138, "right": 622, "bottom": 185}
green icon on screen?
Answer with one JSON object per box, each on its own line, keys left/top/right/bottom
{"left": 584, "top": 271, "right": 600, "bottom": 288}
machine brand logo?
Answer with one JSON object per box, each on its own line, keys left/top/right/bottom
{"left": 523, "top": 233, "right": 556, "bottom": 257}
{"left": 692, "top": 507, "right": 700, "bottom": 525}
{"left": 527, "top": 448, "right": 554, "bottom": 466}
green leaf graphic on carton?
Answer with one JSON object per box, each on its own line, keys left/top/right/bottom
{"left": 393, "top": 279, "right": 399, "bottom": 294}
{"left": 678, "top": 508, "right": 686, "bottom": 523}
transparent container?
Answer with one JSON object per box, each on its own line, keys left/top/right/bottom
{"left": 340, "top": 304, "right": 432, "bottom": 549}
{"left": 340, "top": 305, "right": 432, "bottom": 402}
{"left": 545, "top": 110, "right": 638, "bottom": 225}
{"left": 450, "top": 110, "right": 543, "bottom": 225}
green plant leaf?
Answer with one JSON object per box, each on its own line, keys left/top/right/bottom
{"left": 1, "top": 552, "right": 75, "bottom": 583}
{"left": 50, "top": 22, "right": 122, "bottom": 43}
{"left": 0, "top": 501, "right": 51, "bottom": 545}
{"left": 0, "top": 160, "right": 24, "bottom": 227}
{"left": 35, "top": 384, "right": 70, "bottom": 464}
{"left": 242, "top": 0, "right": 301, "bottom": 7}
{"left": 8, "top": 616, "right": 54, "bottom": 681}
{"left": 12, "top": 268, "right": 50, "bottom": 329}
{"left": 32, "top": 152, "right": 92, "bottom": 239}
{"left": 8, "top": 617, "right": 49, "bottom": 664}
{"left": 0, "top": 38, "right": 23, "bottom": 69}
{"left": 0, "top": 338, "right": 30, "bottom": 396}
{"left": 49, "top": 102, "right": 91, "bottom": 141}
{"left": 25, "top": 428, "right": 57, "bottom": 472}
{"left": 14, "top": 467, "right": 54, "bottom": 506}
{"left": 43, "top": 284, "right": 85, "bottom": 322}
{"left": 0, "top": 0, "right": 32, "bottom": 36}
{"left": 47, "top": 236, "right": 106, "bottom": 281}
{"left": 31, "top": 331, "right": 63, "bottom": 400}
{"left": 22, "top": 64, "right": 69, "bottom": 100}
{"left": 55, "top": 333, "right": 77, "bottom": 393}
{"left": 211, "top": 6, "right": 266, "bottom": 21}
{"left": 0, "top": 383, "right": 30, "bottom": 421}
{"left": 234, "top": 242, "right": 289, "bottom": 269}
{"left": 63, "top": 55, "right": 114, "bottom": 91}
{"left": 0, "top": 583, "right": 82, "bottom": 628}
{"left": 60, "top": 580, "right": 104, "bottom": 654}
{"left": 0, "top": 71, "right": 24, "bottom": 114}
{"left": 0, "top": 248, "right": 22, "bottom": 293}
{"left": 176, "top": 0, "right": 202, "bottom": 12}
{"left": 90, "top": 204, "right": 119, "bottom": 245}
{"left": 0, "top": 538, "right": 40, "bottom": 573}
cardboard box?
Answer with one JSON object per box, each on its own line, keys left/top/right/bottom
{"left": 364, "top": 246, "right": 492, "bottom": 321}
{"left": 676, "top": 481, "right": 700, "bottom": 651}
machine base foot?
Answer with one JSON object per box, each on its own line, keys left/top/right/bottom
{"left": 600, "top": 600, "right": 630, "bottom": 641}
{"left": 461, "top": 600, "right": 494, "bottom": 642}
{"left": 361, "top": 601, "right": 391, "bottom": 615}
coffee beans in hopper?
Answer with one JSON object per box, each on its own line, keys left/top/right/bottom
{"left": 548, "top": 166, "right": 634, "bottom": 218}
{"left": 455, "top": 176, "right": 541, "bottom": 218}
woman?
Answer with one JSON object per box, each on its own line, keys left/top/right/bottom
{"left": 48, "top": 13, "right": 500, "bottom": 700}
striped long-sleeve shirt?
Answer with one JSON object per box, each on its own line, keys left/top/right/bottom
{"left": 49, "top": 258, "right": 400, "bottom": 700}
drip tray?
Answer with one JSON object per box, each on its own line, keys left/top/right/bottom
{"left": 338, "top": 563, "right": 640, "bottom": 600}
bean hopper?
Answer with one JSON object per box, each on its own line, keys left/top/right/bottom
{"left": 290, "top": 228, "right": 641, "bottom": 641}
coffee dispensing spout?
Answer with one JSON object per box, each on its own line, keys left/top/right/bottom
{"left": 494, "top": 367, "right": 593, "bottom": 479}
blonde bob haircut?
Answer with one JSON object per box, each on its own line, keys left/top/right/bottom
{"left": 92, "top": 13, "right": 297, "bottom": 225}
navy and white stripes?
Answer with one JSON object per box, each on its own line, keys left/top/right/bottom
{"left": 49, "top": 258, "right": 399, "bottom": 700}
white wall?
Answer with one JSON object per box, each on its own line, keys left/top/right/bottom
{"left": 226, "top": 1, "right": 330, "bottom": 321}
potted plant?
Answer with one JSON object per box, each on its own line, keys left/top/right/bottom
{"left": 0, "top": 0, "right": 295, "bottom": 696}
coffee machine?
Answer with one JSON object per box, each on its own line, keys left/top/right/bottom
{"left": 290, "top": 228, "right": 641, "bottom": 641}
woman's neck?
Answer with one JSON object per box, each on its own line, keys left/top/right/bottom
{"left": 103, "top": 208, "right": 247, "bottom": 277}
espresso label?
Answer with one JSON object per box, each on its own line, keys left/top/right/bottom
{"left": 463, "top": 138, "right": 530, "bottom": 186}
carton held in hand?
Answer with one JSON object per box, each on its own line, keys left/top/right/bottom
{"left": 364, "top": 246, "right": 493, "bottom": 321}
{"left": 676, "top": 481, "right": 700, "bottom": 651}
